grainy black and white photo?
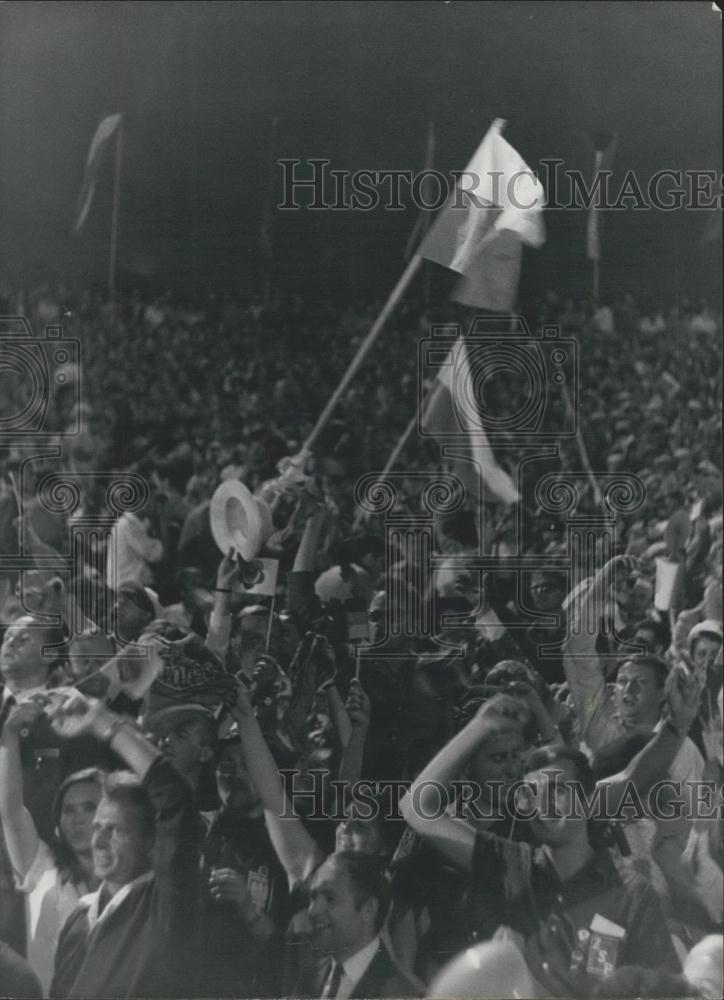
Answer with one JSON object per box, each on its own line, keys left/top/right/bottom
{"left": 0, "top": 3, "right": 721, "bottom": 998}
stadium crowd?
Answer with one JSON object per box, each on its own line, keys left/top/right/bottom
{"left": 0, "top": 281, "right": 721, "bottom": 998}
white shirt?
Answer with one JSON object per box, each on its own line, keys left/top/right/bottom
{"left": 106, "top": 512, "right": 163, "bottom": 589}
{"left": 14, "top": 839, "right": 86, "bottom": 996}
{"left": 325, "top": 936, "right": 380, "bottom": 1000}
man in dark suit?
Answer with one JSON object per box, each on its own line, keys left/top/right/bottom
{"left": 303, "top": 852, "right": 420, "bottom": 999}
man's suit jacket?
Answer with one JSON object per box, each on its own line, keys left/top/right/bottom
{"left": 310, "top": 943, "right": 421, "bottom": 1000}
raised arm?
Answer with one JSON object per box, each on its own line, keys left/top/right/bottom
{"left": 205, "top": 549, "right": 237, "bottom": 659}
{"left": 563, "top": 554, "right": 636, "bottom": 749}
{"left": 337, "top": 679, "right": 370, "bottom": 786}
{"left": 598, "top": 665, "right": 702, "bottom": 813}
{"left": 0, "top": 702, "right": 44, "bottom": 877}
{"left": 400, "top": 694, "right": 526, "bottom": 872}
{"left": 230, "top": 681, "right": 323, "bottom": 890}
{"left": 47, "top": 690, "right": 160, "bottom": 779}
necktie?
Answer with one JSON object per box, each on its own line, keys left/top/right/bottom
{"left": 323, "top": 960, "right": 344, "bottom": 999}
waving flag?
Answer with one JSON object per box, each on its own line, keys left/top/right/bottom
{"left": 72, "top": 114, "right": 122, "bottom": 234}
{"left": 422, "top": 336, "right": 520, "bottom": 505}
{"left": 419, "top": 119, "right": 545, "bottom": 310}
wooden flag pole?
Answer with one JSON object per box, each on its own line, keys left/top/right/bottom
{"left": 352, "top": 408, "right": 419, "bottom": 531}
{"left": 108, "top": 118, "right": 123, "bottom": 304}
{"left": 302, "top": 253, "right": 422, "bottom": 454}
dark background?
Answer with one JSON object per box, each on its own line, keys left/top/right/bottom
{"left": 0, "top": 1, "right": 721, "bottom": 304}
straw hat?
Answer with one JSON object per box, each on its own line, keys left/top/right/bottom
{"left": 210, "top": 479, "right": 274, "bottom": 560}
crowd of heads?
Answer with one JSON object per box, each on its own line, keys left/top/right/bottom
{"left": 0, "top": 281, "right": 721, "bottom": 998}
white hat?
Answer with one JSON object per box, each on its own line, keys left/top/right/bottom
{"left": 427, "top": 939, "right": 541, "bottom": 999}
{"left": 684, "top": 935, "right": 723, "bottom": 1000}
{"left": 210, "top": 480, "right": 274, "bottom": 560}
{"left": 688, "top": 618, "right": 723, "bottom": 650}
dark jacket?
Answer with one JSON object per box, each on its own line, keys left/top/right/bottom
{"left": 51, "top": 759, "right": 203, "bottom": 999}
{"left": 304, "top": 942, "right": 421, "bottom": 999}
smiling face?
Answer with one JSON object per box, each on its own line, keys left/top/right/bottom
{"left": 519, "top": 759, "right": 587, "bottom": 847}
{"left": 307, "top": 857, "right": 375, "bottom": 961}
{"left": 92, "top": 797, "right": 152, "bottom": 891}
{"left": 58, "top": 780, "right": 103, "bottom": 857}
{"left": 613, "top": 660, "right": 664, "bottom": 730}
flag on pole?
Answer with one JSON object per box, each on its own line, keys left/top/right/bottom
{"left": 586, "top": 131, "right": 617, "bottom": 261}
{"left": 422, "top": 337, "right": 520, "bottom": 505}
{"left": 72, "top": 113, "right": 123, "bottom": 234}
{"left": 419, "top": 119, "right": 545, "bottom": 311}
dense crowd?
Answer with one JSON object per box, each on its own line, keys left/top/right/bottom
{"left": 0, "top": 282, "right": 721, "bottom": 999}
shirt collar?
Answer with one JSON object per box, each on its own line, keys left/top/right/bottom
{"left": 341, "top": 935, "right": 380, "bottom": 988}
{"left": 2, "top": 683, "right": 47, "bottom": 705}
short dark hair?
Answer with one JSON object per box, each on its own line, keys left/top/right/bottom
{"left": 332, "top": 851, "right": 391, "bottom": 933}
{"left": 614, "top": 653, "right": 669, "bottom": 689}
{"left": 524, "top": 744, "right": 595, "bottom": 797}
{"left": 632, "top": 618, "right": 670, "bottom": 651}
{"left": 101, "top": 770, "right": 156, "bottom": 843}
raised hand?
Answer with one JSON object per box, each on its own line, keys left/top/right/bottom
{"left": 665, "top": 663, "right": 702, "bottom": 736}
{"left": 345, "top": 678, "right": 370, "bottom": 731}
{"left": 44, "top": 688, "right": 104, "bottom": 738}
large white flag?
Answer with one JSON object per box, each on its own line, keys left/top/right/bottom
{"left": 419, "top": 119, "right": 545, "bottom": 310}
{"left": 72, "top": 114, "right": 122, "bottom": 234}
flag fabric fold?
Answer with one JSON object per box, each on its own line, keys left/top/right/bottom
{"left": 72, "top": 113, "right": 122, "bottom": 234}
{"left": 422, "top": 337, "right": 520, "bottom": 506}
{"left": 419, "top": 118, "right": 545, "bottom": 311}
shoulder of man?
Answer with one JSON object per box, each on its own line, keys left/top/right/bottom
{"left": 355, "top": 943, "right": 423, "bottom": 999}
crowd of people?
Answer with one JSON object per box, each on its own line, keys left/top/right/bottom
{"left": 0, "top": 280, "right": 721, "bottom": 999}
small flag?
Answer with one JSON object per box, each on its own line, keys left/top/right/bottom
{"left": 422, "top": 336, "right": 520, "bottom": 505}
{"left": 586, "top": 131, "right": 617, "bottom": 261}
{"left": 232, "top": 557, "right": 279, "bottom": 598}
{"left": 73, "top": 114, "right": 122, "bottom": 234}
{"left": 419, "top": 119, "right": 545, "bottom": 311}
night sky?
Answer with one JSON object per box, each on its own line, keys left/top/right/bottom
{"left": 0, "top": 1, "right": 721, "bottom": 303}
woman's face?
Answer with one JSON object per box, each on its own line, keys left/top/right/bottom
{"left": 59, "top": 780, "right": 102, "bottom": 856}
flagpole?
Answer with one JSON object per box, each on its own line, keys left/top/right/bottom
{"left": 108, "top": 118, "right": 123, "bottom": 304}
{"left": 302, "top": 253, "right": 422, "bottom": 454}
{"left": 352, "top": 408, "right": 419, "bottom": 531}
{"left": 561, "top": 383, "right": 603, "bottom": 509}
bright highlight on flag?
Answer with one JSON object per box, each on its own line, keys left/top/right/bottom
{"left": 72, "top": 113, "right": 123, "bottom": 234}
{"left": 419, "top": 118, "right": 545, "bottom": 311}
{"left": 422, "top": 336, "right": 520, "bottom": 506}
